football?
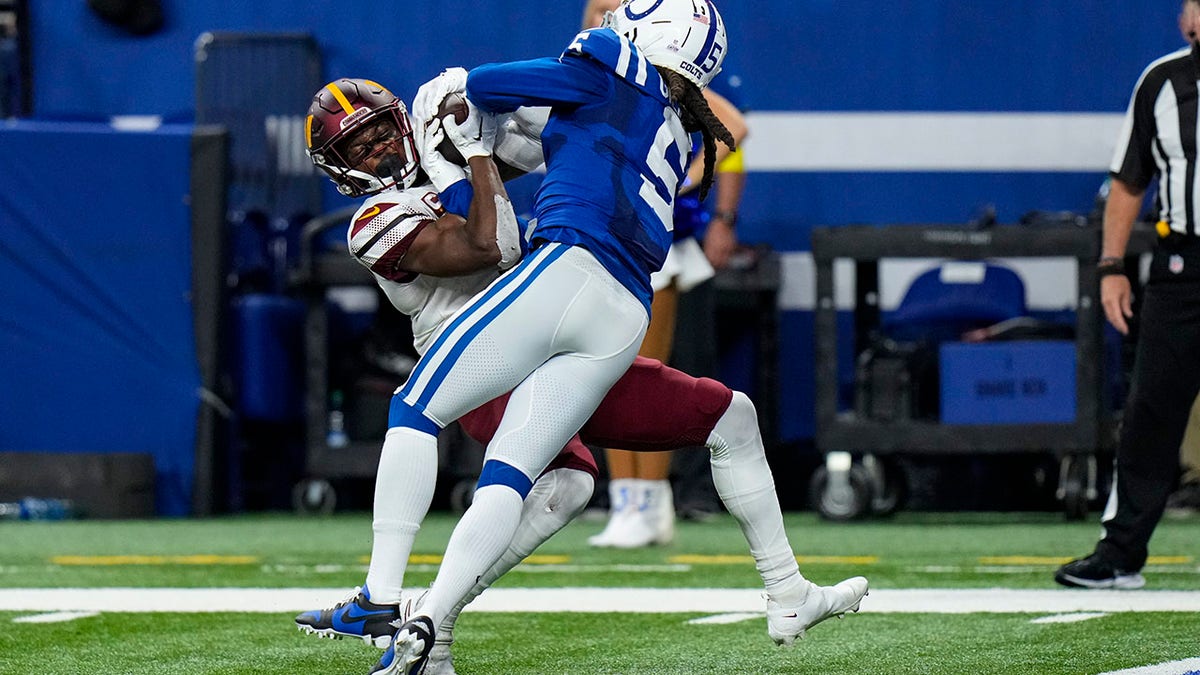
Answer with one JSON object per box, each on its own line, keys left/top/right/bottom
{"left": 435, "top": 92, "right": 469, "bottom": 165}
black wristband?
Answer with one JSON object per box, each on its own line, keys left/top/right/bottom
{"left": 1097, "top": 257, "right": 1125, "bottom": 279}
{"left": 711, "top": 210, "right": 738, "bottom": 227}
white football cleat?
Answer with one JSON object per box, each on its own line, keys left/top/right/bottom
{"left": 588, "top": 507, "right": 657, "bottom": 548}
{"left": 649, "top": 479, "right": 676, "bottom": 545}
{"left": 369, "top": 615, "right": 435, "bottom": 675}
{"left": 766, "top": 576, "right": 869, "bottom": 646}
{"left": 588, "top": 479, "right": 655, "bottom": 548}
{"left": 590, "top": 479, "right": 674, "bottom": 548}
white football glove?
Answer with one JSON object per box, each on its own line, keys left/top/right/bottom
{"left": 412, "top": 67, "right": 468, "bottom": 128}
{"left": 415, "top": 117, "right": 467, "bottom": 192}
{"left": 442, "top": 98, "right": 497, "bottom": 161}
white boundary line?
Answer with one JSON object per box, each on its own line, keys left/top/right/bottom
{"left": 1, "top": 588, "right": 1199, "bottom": 614}
{"left": 1096, "top": 657, "right": 1200, "bottom": 675}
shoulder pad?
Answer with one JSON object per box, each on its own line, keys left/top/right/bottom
{"left": 351, "top": 189, "right": 442, "bottom": 237}
{"left": 349, "top": 187, "right": 443, "bottom": 281}
{"left": 562, "top": 28, "right": 662, "bottom": 92}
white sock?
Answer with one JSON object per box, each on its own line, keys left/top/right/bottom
{"left": 438, "top": 468, "right": 594, "bottom": 640}
{"left": 364, "top": 426, "right": 440, "bottom": 604}
{"left": 609, "top": 478, "right": 636, "bottom": 516}
{"left": 706, "top": 391, "right": 805, "bottom": 606}
{"left": 420, "top": 483, "right": 526, "bottom": 629}
{"left": 634, "top": 478, "right": 653, "bottom": 514}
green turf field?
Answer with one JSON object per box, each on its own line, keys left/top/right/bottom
{"left": 1, "top": 512, "right": 1198, "bottom": 674}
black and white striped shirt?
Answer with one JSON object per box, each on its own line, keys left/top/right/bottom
{"left": 1110, "top": 44, "right": 1200, "bottom": 236}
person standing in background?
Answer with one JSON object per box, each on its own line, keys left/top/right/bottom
{"left": 1056, "top": 0, "right": 1200, "bottom": 589}
{"left": 583, "top": 0, "right": 751, "bottom": 548}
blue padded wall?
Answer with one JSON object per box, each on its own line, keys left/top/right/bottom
{"left": 21, "top": 1, "right": 1189, "bottom": 444}
{"left": 0, "top": 121, "right": 204, "bottom": 515}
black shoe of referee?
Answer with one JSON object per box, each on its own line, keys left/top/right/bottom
{"left": 1054, "top": 553, "right": 1145, "bottom": 589}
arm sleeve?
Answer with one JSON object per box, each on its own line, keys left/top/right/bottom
{"left": 466, "top": 56, "right": 608, "bottom": 114}
{"left": 439, "top": 178, "right": 473, "bottom": 218}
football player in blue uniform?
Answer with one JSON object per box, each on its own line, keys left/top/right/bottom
{"left": 369, "top": 2, "right": 868, "bottom": 674}
{"left": 587, "top": 0, "right": 749, "bottom": 547}
{"left": 294, "top": 77, "right": 780, "bottom": 675}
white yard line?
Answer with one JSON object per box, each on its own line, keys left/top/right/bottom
{"left": 1095, "top": 657, "right": 1200, "bottom": 675}
{"left": 1029, "top": 612, "right": 1109, "bottom": 624}
{"left": 686, "top": 612, "right": 763, "bottom": 625}
{"left": 0, "top": 588, "right": 1199, "bottom": 614}
{"left": 12, "top": 610, "right": 100, "bottom": 623}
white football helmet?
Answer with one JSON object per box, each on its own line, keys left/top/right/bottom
{"left": 604, "top": 0, "right": 727, "bottom": 89}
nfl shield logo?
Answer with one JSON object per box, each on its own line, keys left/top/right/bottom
{"left": 1169, "top": 254, "right": 1185, "bottom": 274}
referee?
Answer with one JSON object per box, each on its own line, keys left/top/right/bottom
{"left": 1056, "top": 0, "right": 1200, "bottom": 589}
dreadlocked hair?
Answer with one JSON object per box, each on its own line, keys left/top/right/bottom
{"left": 656, "top": 66, "right": 736, "bottom": 201}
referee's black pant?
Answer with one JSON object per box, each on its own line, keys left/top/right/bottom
{"left": 1096, "top": 245, "right": 1200, "bottom": 570}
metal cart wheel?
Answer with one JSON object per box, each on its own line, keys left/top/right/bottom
{"left": 810, "top": 452, "right": 874, "bottom": 521}
{"left": 292, "top": 478, "right": 336, "bottom": 516}
{"left": 1058, "top": 454, "right": 1095, "bottom": 521}
{"left": 864, "top": 454, "right": 908, "bottom": 517}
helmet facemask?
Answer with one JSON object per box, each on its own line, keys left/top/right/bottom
{"left": 306, "top": 79, "right": 421, "bottom": 197}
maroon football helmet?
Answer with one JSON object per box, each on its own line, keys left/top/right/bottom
{"left": 305, "top": 78, "right": 419, "bottom": 197}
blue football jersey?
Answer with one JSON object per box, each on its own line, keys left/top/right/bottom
{"left": 466, "top": 28, "right": 692, "bottom": 311}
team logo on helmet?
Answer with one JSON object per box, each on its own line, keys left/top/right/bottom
{"left": 608, "top": 0, "right": 728, "bottom": 89}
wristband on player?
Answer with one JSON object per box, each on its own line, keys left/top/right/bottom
{"left": 711, "top": 210, "right": 738, "bottom": 227}
{"left": 1097, "top": 256, "right": 1125, "bottom": 279}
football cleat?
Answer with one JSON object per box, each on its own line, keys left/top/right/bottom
{"left": 369, "top": 615, "right": 436, "bottom": 675}
{"left": 398, "top": 597, "right": 453, "bottom": 674}
{"left": 370, "top": 638, "right": 401, "bottom": 675}
{"left": 588, "top": 480, "right": 673, "bottom": 549}
{"left": 295, "top": 585, "right": 409, "bottom": 649}
{"left": 587, "top": 508, "right": 656, "bottom": 549}
{"left": 766, "top": 576, "right": 869, "bottom": 646}
{"left": 1054, "top": 553, "right": 1146, "bottom": 590}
